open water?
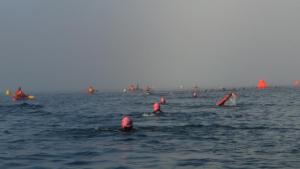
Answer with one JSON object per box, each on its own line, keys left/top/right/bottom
{"left": 0, "top": 87, "right": 299, "bottom": 169}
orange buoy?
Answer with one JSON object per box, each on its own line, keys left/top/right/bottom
{"left": 257, "top": 80, "right": 268, "bottom": 89}
{"left": 293, "top": 80, "right": 300, "bottom": 87}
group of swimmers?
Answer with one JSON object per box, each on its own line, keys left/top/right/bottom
{"left": 120, "top": 92, "right": 237, "bottom": 131}
{"left": 7, "top": 86, "right": 237, "bottom": 132}
{"left": 121, "top": 96, "right": 167, "bottom": 131}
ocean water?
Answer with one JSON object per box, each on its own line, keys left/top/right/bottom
{"left": 0, "top": 87, "right": 300, "bottom": 169}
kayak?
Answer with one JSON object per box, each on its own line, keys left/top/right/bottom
{"left": 13, "top": 95, "right": 35, "bottom": 101}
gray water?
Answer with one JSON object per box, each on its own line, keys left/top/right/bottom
{"left": 0, "top": 87, "right": 299, "bottom": 169}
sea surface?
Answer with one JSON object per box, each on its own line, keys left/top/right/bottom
{"left": 0, "top": 87, "right": 300, "bottom": 169}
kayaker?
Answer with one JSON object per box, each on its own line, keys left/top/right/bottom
{"left": 15, "top": 87, "right": 27, "bottom": 100}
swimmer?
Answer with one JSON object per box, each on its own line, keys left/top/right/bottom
{"left": 144, "top": 86, "right": 152, "bottom": 95}
{"left": 87, "top": 86, "right": 96, "bottom": 94}
{"left": 153, "top": 102, "right": 163, "bottom": 114}
{"left": 160, "top": 96, "right": 166, "bottom": 104}
{"left": 192, "top": 85, "right": 200, "bottom": 98}
{"left": 121, "top": 116, "right": 133, "bottom": 131}
{"left": 192, "top": 92, "right": 198, "bottom": 98}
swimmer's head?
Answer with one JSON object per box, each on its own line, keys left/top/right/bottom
{"left": 121, "top": 116, "right": 133, "bottom": 131}
{"left": 153, "top": 102, "right": 161, "bottom": 113}
{"left": 160, "top": 97, "right": 166, "bottom": 104}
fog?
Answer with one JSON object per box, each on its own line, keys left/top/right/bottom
{"left": 1, "top": 0, "right": 299, "bottom": 92}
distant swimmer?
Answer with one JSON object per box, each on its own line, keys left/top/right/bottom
{"left": 144, "top": 86, "right": 152, "bottom": 95}
{"left": 179, "top": 85, "right": 184, "bottom": 89}
{"left": 160, "top": 96, "right": 166, "bottom": 104}
{"left": 121, "top": 116, "right": 133, "bottom": 131}
{"left": 192, "top": 85, "right": 200, "bottom": 98}
{"left": 216, "top": 92, "right": 237, "bottom": 106}
{"left": 192, "top": 92, "right": 198, "bottom": 98}
{"left": 193, "top": 85, "right": 199, "bottom": 91}
{"left": 87, "top": 86, "right": 96, "bottom": 94}
{"left": 153, "top": 102, "right": 163, "bottom": 114}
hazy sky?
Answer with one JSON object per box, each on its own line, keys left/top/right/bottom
{"left": 1, "top": 0, "right": 300, "bottom": 91}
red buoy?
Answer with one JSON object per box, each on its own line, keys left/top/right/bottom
{"left": 294, "top": 80, "right": 300, "bottom": 87}
{"left": 257, "top": 80, "right": 267, "bottom": 89}
{"left": 216, "top": 93, "right": 233, "bottom": 106}
{"left": 121, "top": 116, "right": 133, "bottom": 131}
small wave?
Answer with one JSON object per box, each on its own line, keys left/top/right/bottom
{"left": 42, "top": 128, "right": 102, "bottom": 139}
{"left": 15, "top": 103, "right": 44, "bottom": 109}
{"left": 26, "top": 110, "right": 52, "bottom": 116}
{"left": 142, "top": 113, "right": 155, "bottom": 117}
{"left": 73, "top": 151, "right": 99, "bottom": 157}
{"left": 177, "top": 158, "right": 210, "bottom": 167}
{"left": 138, "top": 124, "right": 300, "bottom": 132}
{"left": 65, "top": 160, "right": 92, "bottom": 166}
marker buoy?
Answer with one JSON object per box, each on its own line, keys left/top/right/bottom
{"left": 217, "top": 93, "right": 233, "bottom": 106}
{"left": 257, "top": 79, "right": 267, "bottom": 89}
{"left": 294, "top": 80, "right": 300, "bottom": 87}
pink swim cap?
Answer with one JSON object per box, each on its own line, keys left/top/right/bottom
{"left": 121, "top": 116, "right": 133, "bottom": 130}
{"left": 160, "top": 97, "right": 166, "bottom": 104}
{"left": 153, "top": 102, "right": 161, "bottom": 112}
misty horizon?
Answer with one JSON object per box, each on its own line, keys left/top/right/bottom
{"left": 1, "top": 0, "right": 300, "bottom": 92}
